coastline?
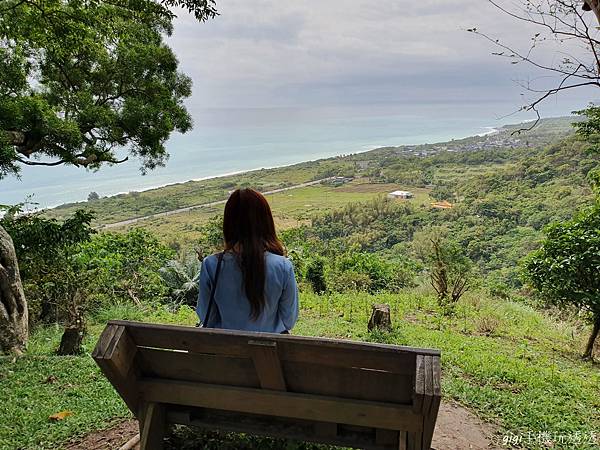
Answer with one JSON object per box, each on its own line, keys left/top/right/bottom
{"left": 47, "top": 125, "right": 501, "bottom": 210}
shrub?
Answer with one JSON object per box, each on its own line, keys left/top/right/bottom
{"left": 77, "top": 229, "right": 174, "bottom": 308}
{"left": 306, "top": 257, "right": 327, "bottom": 294}
{"left": 159, "top": 253, "right": 201, "bottom": 308}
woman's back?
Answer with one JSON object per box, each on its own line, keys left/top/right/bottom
{"left": 197, "top": 251, "right": 298, "bottom": 333}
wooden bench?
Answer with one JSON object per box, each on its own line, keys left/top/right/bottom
{"left": 92, "top": 320, "right": 441, "bottom": 450}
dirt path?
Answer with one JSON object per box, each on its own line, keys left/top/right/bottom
{"left": 101, "top": 177, "right": 336, "bottom": 230}
{"left": 433, "top": 402, "right": 502, "bottom": 449}
{"left": 65, "top": 401, "right": 501, "bottom": 450}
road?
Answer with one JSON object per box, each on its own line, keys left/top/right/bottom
{"left": 101, "top": 177, "right": 335, "bottom": 229}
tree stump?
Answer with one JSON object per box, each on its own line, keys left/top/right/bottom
{"left": 57, "top": 316, "right": 86, "bottom": 355}
{"left": 368, "top": 304, "right": 392, "bottom": 332}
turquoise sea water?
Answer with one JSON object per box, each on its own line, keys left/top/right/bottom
{"left": 0, "top": 103, "right": 560, "bottom": 208}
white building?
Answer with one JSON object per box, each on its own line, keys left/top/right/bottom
{"left": 388, "top": 190, "right": 414, "bottom": 199}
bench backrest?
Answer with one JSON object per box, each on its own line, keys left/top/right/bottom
{"left": 93, "top": 320, "right": 441, "bottom": 450}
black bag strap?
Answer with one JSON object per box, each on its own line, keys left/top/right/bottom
{"left": 203, "top": 251, "right": 224, "bottom": 328}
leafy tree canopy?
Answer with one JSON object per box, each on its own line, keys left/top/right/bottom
{"left": 524, "top": 203, "right": 600, "bottom": 318}
{"left": 0, "top": 0, "right": 217, "bottom": 178}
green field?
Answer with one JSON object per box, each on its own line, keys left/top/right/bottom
{"left": 44, "top": 158, "right": 356, "bottom": 226}
{"left": 108, "top": 180, "right": 433, "bottom": 244}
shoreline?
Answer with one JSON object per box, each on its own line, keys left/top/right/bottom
{"left": 48, "top": 126, "right": 501, "bottom": 210}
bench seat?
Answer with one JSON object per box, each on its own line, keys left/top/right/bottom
{"left": 92, "top": 320, "right": 441, "bottom": 450}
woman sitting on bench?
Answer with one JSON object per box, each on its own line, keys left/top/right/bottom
{"left": 197, "top": 188, "right": 299, "bottom": 333}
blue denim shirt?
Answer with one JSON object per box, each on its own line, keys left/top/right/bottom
{"left": 197, "top": 251, "right": 299, "bottom": 333}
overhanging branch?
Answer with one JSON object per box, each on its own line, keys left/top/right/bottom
{"left": 16, "top": 154, "right": 129, "bottom": 168}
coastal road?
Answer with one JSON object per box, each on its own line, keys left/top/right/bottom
{"left": 101, "top": 177, "right": 336, "bottom": 229}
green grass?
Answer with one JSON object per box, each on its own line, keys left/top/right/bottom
{"left": 109, "top": 180, "right": 432, "bottom": 244}
{"left": 43, "top": 158, "right": 355, "bottom": 226}
{"left": 2, "top": 292, "right": 599, "bottom": 449}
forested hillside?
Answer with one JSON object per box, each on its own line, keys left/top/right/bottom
{"left": 277, "top": 122, "right": 596, "bottom": 296}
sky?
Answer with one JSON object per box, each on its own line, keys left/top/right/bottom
{"left": 167, "top": 0, "right": 598, "bottom": 119}
{"left": 5, "top": 0, "right": 600, "bottom": 206}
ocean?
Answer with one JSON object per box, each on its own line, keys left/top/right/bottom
{"left": 0, "top": 102, "right": 566, "bottom": 209}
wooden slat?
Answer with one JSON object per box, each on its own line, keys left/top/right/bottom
{"left": 104, "top": 325, "right": 126, "bottom": 359}
{"left": 407, "top": 431, "right": 421, "bottom": 450}
{"left": 108, "top": 326, "right": 137, "bottom": 378}
{"left": 139, "top": 402, "right": 166, "bottom": 450}
{"left": 283, "top": 361, "right": 413, "bottom": 403}
{"left": 137, "top": 347, "right": 259, "bottom": 388}
{"left": 281, "top": 343, "right": 417, "bottom": 375}
{"left": 420, "top": 356, "right": 434, "bottom": 450}
{"left": 422, "top": 356, "right": 442, "bottom": 450}
{"left": 115, "top": 320, "right": 434, "bottom": 375}
{"left": 139, "top": 378, "right": 423, "bottom": 431}
{"left": 93, "top": 325, "right": 140, "bottom": 414}
{"left": 133, "top": 332, "right": 416, "bottom": 374}
{"left": 412, "top": 355, "right": 425, "bottom": 414}
{"left": 432, "top": 356, "right": 442, "bottom": 408}
{"left": 422, "top": 356, "right": 434, "bottom": 416}
{"left": 398, "top": 431, "right": 408, "bottom": 450}
{"left": 112, "top": 320, "right": 439, "bottom": 356}
{"left": 248, "top": 340, "right": 287, "bottom": 391}
{"left": 92, "top": 324, "right": 120, "bottom": 359}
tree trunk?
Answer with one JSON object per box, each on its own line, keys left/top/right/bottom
{"left": 0, "top": 225, "right": 28, "bottom": 354}
{"left": 583, "top": 316, "right": 600, "bottom": 361}
{"left": 368, "top": 304, "right": 392, "bottom": 332}
{"left": 583, "top": 0, "right": 600, "bottom": 26}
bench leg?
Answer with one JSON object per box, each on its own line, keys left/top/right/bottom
{"left": 139, "top": 402, "right": 166, "bottom": 450}
{"left": 407, "top": 431, "right": 422, "bottom": 450}
{"left": 398, "top": 431, "right": 407, "bottom": 450}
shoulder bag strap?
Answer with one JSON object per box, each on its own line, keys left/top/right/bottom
{"left": 203, "top": 251, "right": 224, "bottom": 328}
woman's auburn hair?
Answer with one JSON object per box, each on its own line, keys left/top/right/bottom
{"left": 223, "top": 188, "right": 285, "bottom": 319}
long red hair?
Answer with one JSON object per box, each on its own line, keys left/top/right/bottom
{"left": 223, "top": 188, "right": 285, "bottom": 319}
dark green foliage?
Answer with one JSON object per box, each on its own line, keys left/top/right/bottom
{"left": 306, "top": 136, "right": 597, "bottom": 290}
{"left": 430, "top": 184, "right": 454, "bottom": 201}
{"left": 524, "top": 203, "right": 600, "bottom": 314}
{"left": 0, "top": 0, "right": 210, "bottom": 177}
{"left": 573, "top": 106, "right": 600, "bottom": 155}
{"left": 77, "top": 229, "right": 174, "bottom": 308}
{"left": 335, "top": 251, "right": 414, "bottom": 293}
{"left": 311, "top": 196, "right": 424, "bottom": 252}
{"left": 0, "top": 209, "right": 95, "bottom": 323}
{"left": 196, "top": 215, "right": 224, "bottom": 257}
{"left": 305, "top": 257, "right": 327, "bottom": 294}
{"left": 158, "top": 0, "right": 218, "bottom": 22}
{"left": 524, "top": 203, "right": 600, "bottom": 358}
{"left": 1, "top": 210, "right": 173, "bottom": 324}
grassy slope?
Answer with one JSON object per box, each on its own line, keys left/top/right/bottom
{"left": 44, "top": 159, "right": 355, "bottom": 226}
{"left": 1, "top": 291, "right": 599, "bottom": 450}
{"left": 122, "top": 180, "right": 432, "bottom": 244}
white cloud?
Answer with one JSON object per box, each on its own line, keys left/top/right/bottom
{"left": 167, "top": 0, "right": 597, "bottom": 111}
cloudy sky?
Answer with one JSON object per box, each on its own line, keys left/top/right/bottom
{"left": 168, "top": 0, "right": 597, "bottom": 119}
{"left": 7, "top": 0, "right": 600, "bottom": 206}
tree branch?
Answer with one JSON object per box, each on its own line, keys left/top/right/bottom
{"left": 16, "top": 154, "right": 129, "bottom": 168}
